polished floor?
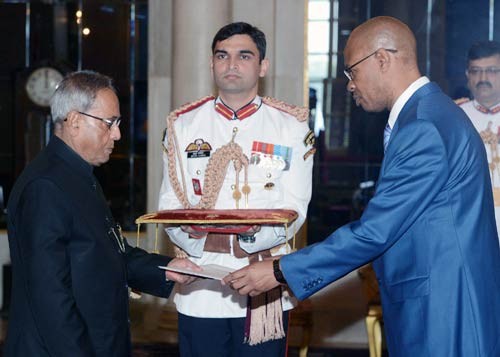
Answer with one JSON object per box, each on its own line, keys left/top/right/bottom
{"left": 0, "top": 271, "right": 374, "bottom": 356}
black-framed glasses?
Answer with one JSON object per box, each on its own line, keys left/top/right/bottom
{"left": 78, "top": 111, "right": 121, "bottom": 129}
{"left": 344, "top": 48, "right": 398, "bottom": 81}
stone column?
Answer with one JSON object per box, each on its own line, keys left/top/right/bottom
{"left": 147, "top": 0, "right": 173, "bottom": 252}
{"left": 232, "top": 0, "right": 307, "bottom": 105}
{"left": 172, "top": 0, "right": 231, "bottom": 107}
{"left": 274, "top": 0, "right": 308, "bottom": 105}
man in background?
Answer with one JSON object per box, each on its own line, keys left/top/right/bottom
{"left": 459, "top": 40, "right": 500, "bottom": 245}
{"left": 6, "top": 70, "right": 199, "bottom": 356}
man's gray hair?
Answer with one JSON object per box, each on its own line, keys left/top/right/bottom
{"left": 50, "top": 70, "right": 116, "bottom": 123}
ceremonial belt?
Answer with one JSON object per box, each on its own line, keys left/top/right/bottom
{"left": 204, "top": 233, "right": 271, "bottom": 261}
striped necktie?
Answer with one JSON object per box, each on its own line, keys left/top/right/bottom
{"left": 383, "top": 123, "right": 392, "bottom": 153}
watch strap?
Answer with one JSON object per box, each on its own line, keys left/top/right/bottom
{"left": 273, "top": 259, "right": 287, "bottom": 284}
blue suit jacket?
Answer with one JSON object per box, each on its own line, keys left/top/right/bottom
{"left": 282, "top": 82, "right": 500, "bottom": 356}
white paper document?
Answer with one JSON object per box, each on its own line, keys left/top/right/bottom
{"left": 159, "top": 264, "right": 236, "bottom": 280}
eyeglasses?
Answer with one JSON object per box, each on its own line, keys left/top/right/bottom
{"left": 344, "top": 48, "right": 398, "bottom": 81}
{"left": 467, "top": 67, "right": 500, "bottom": 77}
{"left": 77, "top": 111, "right": 121, "bottom": 130}
{"left": 108, "top": 222, "right": 125, "bottom": 253}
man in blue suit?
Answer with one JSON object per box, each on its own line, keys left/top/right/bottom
{"left": 225, "top": 16, "right": 500, "bottom": 356}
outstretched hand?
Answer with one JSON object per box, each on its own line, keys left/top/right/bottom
{"left": 165, "top": 258, "right": 202, "bottom": 284}
{"left": 222, "top": 259, "right": 280, "bottom": 296}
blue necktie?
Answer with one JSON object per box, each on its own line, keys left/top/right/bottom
{"left": 383, "top": 123, "right": 392, "bottom": 153}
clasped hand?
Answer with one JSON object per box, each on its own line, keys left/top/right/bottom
{"left": 222, "top": 258, "right": 280, "bottom": 297}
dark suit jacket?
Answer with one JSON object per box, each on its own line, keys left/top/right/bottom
{"left": 6, "top": 136, "right": 174, "bottom": 357}
{"left": 283, "top": 82, "right": 500, "bottom": 356}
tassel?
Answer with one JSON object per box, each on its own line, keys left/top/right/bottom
{"left": 244, "top": 286, "right": 284, "bottom": 345}
{"left": 266, "top": 287, "right": 285, "bottom": 340}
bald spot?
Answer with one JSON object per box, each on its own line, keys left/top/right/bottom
{"left": 348, "top": 16, "right": 418, "bottom": 69}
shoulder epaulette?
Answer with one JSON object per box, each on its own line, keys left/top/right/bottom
{"left": 166, "top": 95, "right": 215, "bottom": 123}
{"left": 262, "top": 96, "right": 309, "bottom": 122}
{"left": 454, "top": 97, "right": 470, "bottom": 106}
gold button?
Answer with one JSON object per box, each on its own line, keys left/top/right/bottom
{"left": 231, "top": 184, "right": 236, "bottom": 190}
{"left": 196, "top": 170, "right": 201, "bottom": 175}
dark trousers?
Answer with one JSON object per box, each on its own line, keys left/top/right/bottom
{"left": 178, "top": 311, "right": 289, "bottom": 357}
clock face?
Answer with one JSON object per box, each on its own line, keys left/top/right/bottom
{"left": 25, "top": 67, "right": 64, "bottom": 107}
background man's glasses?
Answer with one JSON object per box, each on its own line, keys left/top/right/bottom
{"left": 344, "top": 48, "right": 398, "bottom": 81}
{"left": 467, "top": 67, "right": 500, "bottom": 77}
{"left": 77, "top": 111, "right": 121, "bottom": 129}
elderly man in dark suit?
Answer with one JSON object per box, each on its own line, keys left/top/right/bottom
{"left": 225, "top": 16, "right": 500, "bottom": 357}
{"left": 5, "top": 70, "right": 199, "bottom": 356}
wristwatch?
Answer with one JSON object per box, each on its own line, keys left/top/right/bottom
{"left": 237, "top": 233, "right": 256, "bottom": 243}
{"left": 273, "top": 259, "right": 287, "bottom": 284}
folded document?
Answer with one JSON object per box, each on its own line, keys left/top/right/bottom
{"left": 159, "top": 264, "right": 236, "bottom": 280}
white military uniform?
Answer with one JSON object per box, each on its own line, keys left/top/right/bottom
{"left": 460, "top": 98, "right": 500, "bottom": 245}
{"left": 159, "top": 96, "right": 314, "bottom": 318}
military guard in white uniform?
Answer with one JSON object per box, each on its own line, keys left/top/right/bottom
{"left": 459, "top": 40, "right": 500, "bottom": 245}
{"left": 158, "top": 22, "right": 314, "bottom": 357}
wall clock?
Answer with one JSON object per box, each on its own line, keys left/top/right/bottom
{"left": 25, "top": 67, "right": 64, "bottom": 107}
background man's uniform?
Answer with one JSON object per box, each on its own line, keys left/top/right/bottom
{"left": 459, "top": 98, "right": 500, "bottom": 245}
{"left": 6, "top": 136, "right": 174, "bottom": 356}
{"left": 159, "top": 95, "right": 313, "bottom": 350}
